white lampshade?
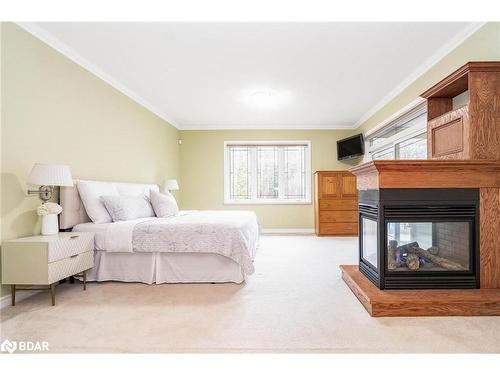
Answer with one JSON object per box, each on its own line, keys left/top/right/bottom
{"left": 163, "top": 179, "right": 179, "bottom": 191}
{"left": 27, "top": 164, "right": 73, "bottom": 187}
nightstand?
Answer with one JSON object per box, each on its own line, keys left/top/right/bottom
{"left": 1, "top": 232, "right": 94, "bottom": 306}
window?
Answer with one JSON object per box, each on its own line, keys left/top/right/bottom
{"left": 372, "top": 147, "right": 395, "bottom": 160}
{"left": 367, "top": 102, "right": 428, "bottom": 160}
{"left": 397, "top": 132, "right": 427, "bottom": 159}
{"left": 224, "top": 141, "right": 311, "bottom": 204}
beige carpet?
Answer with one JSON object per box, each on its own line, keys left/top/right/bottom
{"left": 1, "top": 235, "right": 499, "bottom": 353}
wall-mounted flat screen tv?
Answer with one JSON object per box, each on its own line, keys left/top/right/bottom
{"left": 337, "top": 133, "right": 364, "bottom": 160}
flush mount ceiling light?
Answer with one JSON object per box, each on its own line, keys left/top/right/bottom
{"left": 243, "top": 89, "right": 288, "bottom": 109}
{"left": 251, "top": 90, "right": 274, "bottom": 103}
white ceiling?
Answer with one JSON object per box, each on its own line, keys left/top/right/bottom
{"left": 23, "top": 22, "right": 479, "bottom": 129}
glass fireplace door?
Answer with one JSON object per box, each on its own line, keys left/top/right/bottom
{"left": 386, "top": 221, "right": 470, "bottom": 272}
{"left": 361, "top": 217, "right": 378, "bottom": 269}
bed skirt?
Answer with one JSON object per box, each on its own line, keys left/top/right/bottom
{"left": 86, "top": 250, "right": 245, "bottom": 284}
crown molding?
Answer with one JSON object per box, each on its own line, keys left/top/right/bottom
{"left": 16, "top": 22, "right": 181, "bottom": 129}
{"left": 353, "top": 22, "right": 487, "bottom": 129}
{"left": 178, "top": 123, "right": 357, "bottom": 130}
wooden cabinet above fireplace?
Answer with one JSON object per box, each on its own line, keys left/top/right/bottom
{"left": 421, "top": 62, "right": 500, "bottom": 160}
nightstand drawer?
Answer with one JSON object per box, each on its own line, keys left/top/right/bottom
{"left": 48, "top": 233, "right": 94, "bottom": 262}
{"left": 48, "top": 250, "right": 94, "bottom": 284}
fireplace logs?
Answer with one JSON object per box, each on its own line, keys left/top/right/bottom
{"left": 407, "top": 245, "right": 465, "bottom": 271}
{"left": 388, "top": 241, "right": 466, "bottom": 271}
{"left": 387, "top": 240, "right": 399, "bottom": 270}
{"left": 406, "top": 253, "right": 420, "bottom": 270}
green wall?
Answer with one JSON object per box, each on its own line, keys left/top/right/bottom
{"left": 0, "top": 23, "right": 180, "bottom": 297}
{"left": 179, "top": 129, "right": 357, "bottom": 229}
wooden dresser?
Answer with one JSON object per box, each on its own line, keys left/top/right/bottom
{"left": 314, "top": 171, "right": 358, "bottom": 236}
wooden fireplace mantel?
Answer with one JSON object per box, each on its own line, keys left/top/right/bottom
{"left": 349, "top": 160, "right": 500, "bottom": 190}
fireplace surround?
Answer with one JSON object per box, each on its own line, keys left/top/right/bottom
{"left": 359, "top": 188, "right": 479, "bottom": 289}
{"left": 338, "top": 62, "right": 500, "bottom": 316}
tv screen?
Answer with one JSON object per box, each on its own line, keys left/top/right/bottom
{"left": 337, "top": 134, "right": 364, "bottom": 160}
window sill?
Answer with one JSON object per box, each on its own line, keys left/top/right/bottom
{"left": 224, "top": 200, "right": 312, "bottom": 205}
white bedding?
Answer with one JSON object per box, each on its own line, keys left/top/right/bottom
{"left": 73, "top": 210, "right": 259, "bottom": 276}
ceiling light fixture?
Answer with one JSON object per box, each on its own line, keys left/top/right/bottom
{"left": 248, "top": 89, "right": 279, "bottom": 108}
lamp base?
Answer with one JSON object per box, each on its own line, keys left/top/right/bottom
{"left": 41, "top": 214, "right": 59, "bottom": 235}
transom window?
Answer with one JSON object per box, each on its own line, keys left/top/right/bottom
{"left": 368, "top": 102, "right": 428, "bottom": 160}
{"left": 224, "top": 141, "right": 311, "bottom": 204}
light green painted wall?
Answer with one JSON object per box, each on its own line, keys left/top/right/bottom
{"left": 179, "top": 129, "right": 357, "bottom": 229}
{"left": 358, "top": 22, "right": 500, "bottom": 134}
{"left": 0, "top": 23, "right": 180, "bottom": 297}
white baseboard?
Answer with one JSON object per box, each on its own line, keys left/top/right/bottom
{"left": 0, "top": 290, "right": 40, "bottom": 310}
{"left": 261, "top": 228, "right": 315, "bottom": 234}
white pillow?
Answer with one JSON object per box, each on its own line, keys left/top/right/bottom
{"left": 101, "top": 195, "right": 155, "bottom": 222}
{"left": 150, "top": 190, "right": 179, "bottom": 218}
{"left": 115, "top": 182, "right": 159, "bottom": 196}
{"left": 76, "top": 180, "right": 118, "bottom": 224}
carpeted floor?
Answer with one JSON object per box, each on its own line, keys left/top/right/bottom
{"left": 1, "top": 235, "right": 499, "bottom": 353}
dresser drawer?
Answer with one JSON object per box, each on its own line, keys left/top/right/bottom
{"left": 48, "top": 233, "right": 94, "bottom": 263}
{"left": 319, "top": 199, "right": 358, "bottom": 211}
{"left": 48, "top": 250, "right": 94, "bottom": 284}
{"left": 319, "top": 222, "right": 358, "bottom": 235}
{"left": 319, "top": 210, "right": 358, "bottom": 223}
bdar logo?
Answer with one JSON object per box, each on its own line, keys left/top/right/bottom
{"left": 0, "top": 339, "right": 17, "bottom": 354}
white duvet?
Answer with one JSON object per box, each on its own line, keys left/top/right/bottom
{"left": 75, "top": 210, "right": 259, "bottom": 276}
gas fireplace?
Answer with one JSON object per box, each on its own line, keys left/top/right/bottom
{"left": 359, "top": 188, "right": 479, "bottom": 289}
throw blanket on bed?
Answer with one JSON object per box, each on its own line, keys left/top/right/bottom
{"left": 103, "top": 211, "right": 259, "bottom": 276}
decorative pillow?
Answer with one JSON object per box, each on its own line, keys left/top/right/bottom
{"left": 150, "top": 190, "right": 179, "bottom": 218}
{"left": 76, "top": 180, "right": 119, "bottom": 224}
{"left": 101, "top": 195, "right": 156, "bottom": 222}
{"left": 115, "top": 182, "right": 159, "bottom": 197}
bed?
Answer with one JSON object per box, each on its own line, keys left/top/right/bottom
{"left": 60, "top": 182, "right": 259, "bottom": 284}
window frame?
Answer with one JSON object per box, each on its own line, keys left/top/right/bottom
{"left": 223, "top": 140, "right": 312, "bottom": 205}
{"left": 367, "top": 102, "right": 428, "bottom": 160}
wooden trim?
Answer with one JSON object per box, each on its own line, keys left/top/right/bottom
{"left": 421, "top": 62, "right": 500, "bottom": 99}
{"left": 350, "top": 160, "right": 500, "bottom": 190}
{"left": 480, "top": 188, "right": 500, "bottom": 288}
{"left": 341, "top": 265, "right": 500, "bottom": 316}
{"left": 421, "top": 64, "right": 469, "bottom": 98}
